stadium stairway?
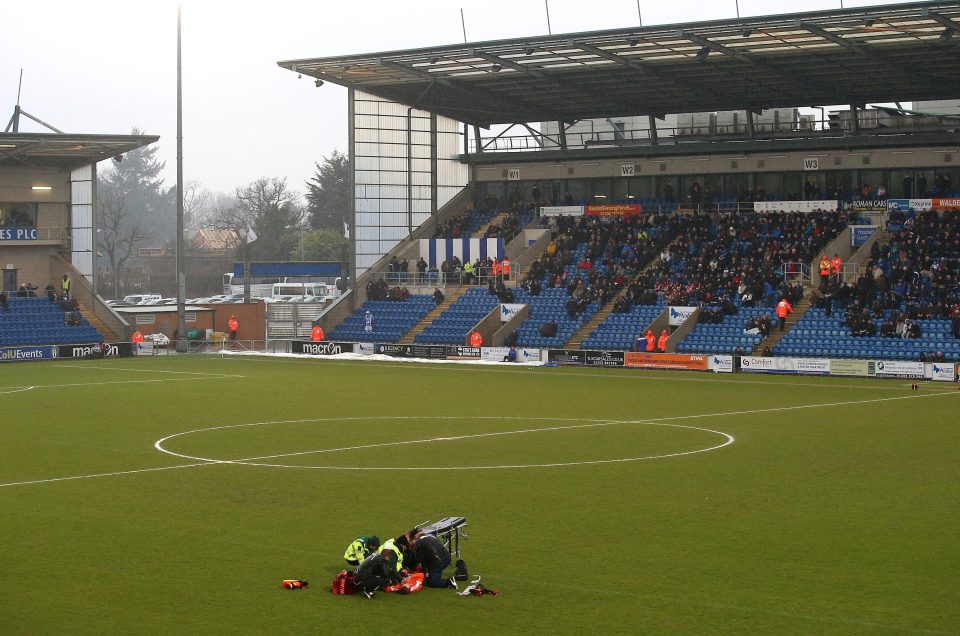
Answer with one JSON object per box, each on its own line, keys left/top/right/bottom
{"left": 751, "top": 290, "right": 811, "bottom": 354}
{"left": 397, "top": 286, "right": 469, "bottom": 344}
{"left": 564, "top": 234, "right": 682, "bottom": 349}
{"left": 564, "top": 289, "right": 624, "bottom": 349}
{"left": 475, "top": 211, "right": 509, "bottom": 237}
{"left": 77, "top": 302, "right": 121, "bottom": 342}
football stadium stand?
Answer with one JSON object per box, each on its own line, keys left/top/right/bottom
{"left": 326, "top": 296, "right": 435, "bottom": 343}
{"left": 0, "top": 296, "right": 102, "bottom": 346}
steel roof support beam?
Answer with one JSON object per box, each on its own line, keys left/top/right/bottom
{"left": 677, "top": 31, "right": 822, "bottom": 102}
{"left": 924, "top": 10, "right": 960, "bottom": 31}
{"left": 572, "top": 41, "right": 707, "bottom": 101}
{"left": 795, "top": 21, "right": 949, "bottom": 83}
{"left": 470, "top": 50, "right": 643, "bottom": 118}
{"left": 377, "top": 59, "right": 558, "bottom": 124}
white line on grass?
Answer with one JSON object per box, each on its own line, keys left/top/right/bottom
{"left": 51, "top": 364, "right": 244, "bottom": 378}
{"left": 153, "top": 416, "right": 735, "bottom": 470}
{"left": 0, "top": 461, "right": 218, "bottom": 488}
{"left": 0, "top": 377, "right": 235, "bottom": 391}
{"left": 0, "top": 386, "right": 34, "bottom": 395}
{"left": 1, "top": 382, "right": 956, "bottom": 487}
{"left": 153, "top": 389, "right": 956, "bottom": 471}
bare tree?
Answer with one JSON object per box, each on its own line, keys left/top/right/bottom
{"left": 182, "top": 180, "right": 212, "bottom": 235}
{"left": 97, "top": 185, "right": 150, "bottom": 298}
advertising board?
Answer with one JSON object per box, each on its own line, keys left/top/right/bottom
{"left": 874, "top": 360, "right": 923, "bottom": 379}
{"left": 539, "top": 206, "right": 584, "bottom": 217}
{"left": 710, "top": 355, "right": 734, "bottom": 373}
{"left": 293, "top": 341, "right": 354, "bottom": 356}
{"left": 583, "top": 350, "right": 624, "bottom": 367}
{"left": 500, "top": 303, "right": 525, "bottom": 322}
{"left": 445, "top": 346, "right": 481, "bottom": 360}
{"left": 548, "top": 349, "right": 586, "bottom": 366}
{"left": 624, "top": 352, "right": 708, "bottom": 370}
{"left": 929, "top": 362, "right": 956, "bottom": 382}
{"left": 57, "top": 343, "right": 132, "bottom": 359}
{"left": 753, "top": 201, "right": 827, "bottom": 213}
{"left": 847, "top": 199, "right": 888, "bottom": 212}
{"left": 668, "top": 306, "right": 696, "bottom": 326}
{"left": 829, "top": 359, "right": 874, "bottom": 377}
{"left": 375, "top": 344, "right": 446, "bottom": 359}
{"left": 740, "top": 356, "right": 830, "bottom": 374}
{"left": 850, "top": 226, "right": 878, "bottom": 247}
{"left": 356, "top": 342, "right": 376, "bottom": 355}
{"left": 0, "top": 227, "right": 38, "bottom": 240}
{"left": 0, "top": 345, "right": 55, "bottom": 362}
{"left": 584, "top": 204, "right": 643, "bottom": 217}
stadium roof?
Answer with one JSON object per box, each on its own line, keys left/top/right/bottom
{"left": 278, "top": 1, "right": 960, "bottom": 127}
{"left": 0, "top": 133, "right": 159, "bottom": 170}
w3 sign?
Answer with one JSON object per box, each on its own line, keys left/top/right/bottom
{"left": 803, "top": 157, "right": 819, "bottom": 171}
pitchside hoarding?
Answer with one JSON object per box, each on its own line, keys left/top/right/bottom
{"left": 56, "top": 343, "right": 132, "bottom": 358}
{"left": 583, "top": 350, "right": 625, "bottom": 367}
{"left": 0, "top": 346, "right": 55, "bottom": 362}
{"left": 668, "top": 306, "right": 696, "bottom": 326}
{"left": 874, "top": 360, "right": 924, "bottom": 379}
{"left": 548, "top": 349, "right": 586, "bottom": 366}
{"left": 624, "top": 352, "right": 708, "bottom": 370}
{"left": 829, "top": 359, "right": 874, "bottom": 377}
{"left": 375, "top": 344, "right": 447, "bottom": 359}
{"left": 929, "top": 363, "right": 957, "bottom": 382}
{"left": 740, "top": 356, "right": 830, "bottom": 374}
{"left": 293, "top": 341, "right": 355, "bottom": 356}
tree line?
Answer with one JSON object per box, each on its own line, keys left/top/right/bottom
{"left": 96, "top": 129, "right": 349, "bottom": 297}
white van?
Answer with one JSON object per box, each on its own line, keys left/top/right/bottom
{"left": 123, "top": 294, "right": 162, "bottom": 305}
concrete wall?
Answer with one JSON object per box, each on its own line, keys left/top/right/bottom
{"left": 468, "top": 306, "right": 503, "bottom": 346}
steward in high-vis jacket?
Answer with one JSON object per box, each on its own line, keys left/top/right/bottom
{"left": 352, "top": 548, "right": 402, "bottom": 594}
{"left": 379, "top": 534, "right": 411, "bottom": 573}
{"left": 343, "top": 535, "right": 380, "bottom": 567}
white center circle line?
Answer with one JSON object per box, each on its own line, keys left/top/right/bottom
{"left": 154, "top": 415, "right": 735, "bottom": 471}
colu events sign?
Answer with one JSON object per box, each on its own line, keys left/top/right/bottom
{"left": 0, "top": 227, "right": 38, "bottom": 240}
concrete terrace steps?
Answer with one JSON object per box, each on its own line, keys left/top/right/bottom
{"left": 751, "top": 293, "right": 812, "bottom": 355}
{"left": 564, "top": 234, "right": 684, "bottom": 349}
{"left": 565, "top": 290, "right": 625, "bottom": 349}
{"left": 474, "top": 211, "right": 510, "bottom": 237}
{"left": 397, "top": 286, "right": 470, "bottom": 344}
{"left": 77, "top": 302, "right": 121, "bottom": 342}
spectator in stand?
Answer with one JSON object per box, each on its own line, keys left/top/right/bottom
{"left": 60, "top": 274, "right": 70, "bottom": 300}
{"left": 952, "top": 309, "right": 960, "bottom": 339}
{"left": 45, "top": 283, "right": 57, "bottom": 303}
{"left": 539, "top": 320, "right": 557, "bottom": 338}
{"left": 819, "top": 254, "right": 831, "bottom": 286}
{"left": 416, "top": 257, "right": 427, "bottom": 283}
{"left": 0, "top": 290, "right": 7, "bottom": 311}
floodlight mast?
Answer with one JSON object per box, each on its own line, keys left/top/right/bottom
{"left": 176, "top": 4, "right": 187, "bottom": 353}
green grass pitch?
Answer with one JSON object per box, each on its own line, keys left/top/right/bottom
{"left": 0, "top": 355, "right": 958, "bottom": 635}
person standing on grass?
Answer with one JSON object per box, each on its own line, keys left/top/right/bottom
{"left": 228, "top": 315, "right": 239, "bottom": 341}
{"left": 645, "top": 329, "right": 656, "bottom": 352}
{"left": 658, "top": 329, "right": 669, "bottom": 352}
{"left": 310, "top": 322, "right": 325, "bottom": 342}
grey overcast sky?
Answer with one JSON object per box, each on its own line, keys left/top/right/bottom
{"left": 1, "top": 0, "right": 907, "bottom": 194}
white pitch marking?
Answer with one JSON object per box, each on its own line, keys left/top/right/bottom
{"left": 154, "top": 416, "right": 730, "bottom": 466}
{"left": 50, "top": 364, "right": 244, "bottom": 378}
{"left": 2, "top": 384, "right": 956, "bottom": 487}
{"left": 0, "top": 461, "right": 219, "bottom": 488}
{"left": 0, "top": 386, "right": 35, "bottom": 396}
{"left": 0, "top": 377, "right": 235, "bottom": 391}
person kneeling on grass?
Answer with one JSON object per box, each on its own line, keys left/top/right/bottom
{"left": 343, "top": 535, "right": 380, "bottom": 567}
{"left": 352, "top": 547, "right": 402, "bottom": 598}
{"left": 408, "top": 530, "right": 454, "bottom": 588}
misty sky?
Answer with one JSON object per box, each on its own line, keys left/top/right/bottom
{"left": 2, "top": 0, "right": 907, "bottom": 196}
